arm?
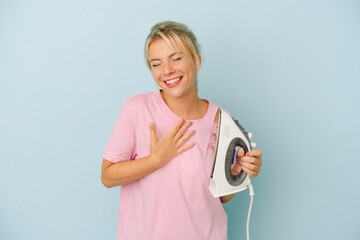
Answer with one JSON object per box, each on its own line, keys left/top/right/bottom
{"left": 220, "top": 193, "right": 236, "bottom": 203}
{"left": 101, "top": 119, "right": 195, "bottom": 188}
{"left": 101, "top": 156, "right": 159, "bottom": 188}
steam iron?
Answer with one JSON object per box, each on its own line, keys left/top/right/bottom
{"left": 209, "top": 109, "right": 256, "bottom": 198}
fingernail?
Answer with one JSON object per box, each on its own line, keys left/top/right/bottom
{"left": 189, "top": 121, "right": 193, "bottom": 125}
{"left": 149, "top": 122, "right": 154, "bottom": 127}
{"left": 192, "top": 129, "right": 196, "bottom": 133}
{"left": 246, "top": 153, "right": 249, "bottom": 156}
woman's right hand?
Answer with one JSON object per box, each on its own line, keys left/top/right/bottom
{"left": 101, "top": 119, "right": 195, "bottom": 188}
{"left": 149, "top": 119, "right": 195, "bottom": 168}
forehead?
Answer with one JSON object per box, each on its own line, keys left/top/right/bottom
{"left": 148, "top": 38, "right": 184, "bottom": 59}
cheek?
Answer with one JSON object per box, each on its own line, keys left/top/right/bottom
{"left": 185, "top": 65, "right": 196, "bottom": 79}
{"left": 184, "top": 61, "right": 196, "bottom": 74}
{"left": 151, "top": 70, "right": 160, "bottom": 80}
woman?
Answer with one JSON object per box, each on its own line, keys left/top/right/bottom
{"left": 101, "top": 21, "right": 262, "bottom": 240}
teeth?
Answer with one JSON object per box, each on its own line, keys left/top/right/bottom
{"left": 165, "top": 77, "right": 181, "bottom": 85}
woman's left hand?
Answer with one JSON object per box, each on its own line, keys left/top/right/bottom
{"left": 232, "top": 148, "right": 262, "bottom": 178}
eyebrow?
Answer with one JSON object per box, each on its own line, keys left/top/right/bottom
{"left": 149, "top": 52, "right": 184, "bottom": 62}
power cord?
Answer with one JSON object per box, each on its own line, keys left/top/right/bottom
{"left": 246, "top": 182, "right": 254, "bottom": 240}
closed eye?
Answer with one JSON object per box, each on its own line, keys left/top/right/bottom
{"left": 173, "top": 56, "right": 182, "bottom": 62}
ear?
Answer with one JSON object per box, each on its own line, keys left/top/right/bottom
{"left": 196, "top": 54, "right": 202, "bottom": 71}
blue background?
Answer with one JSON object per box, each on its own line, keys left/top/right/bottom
{"left": 1, "top": 0, "right": 359, "bottom": 239}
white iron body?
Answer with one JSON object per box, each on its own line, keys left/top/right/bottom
{"left": 209, "top": 109, "right": 256, "bottom": 198}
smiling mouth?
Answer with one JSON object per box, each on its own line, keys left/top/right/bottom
{"left": 164, "top": 76, "right": 183, "bottom": 88}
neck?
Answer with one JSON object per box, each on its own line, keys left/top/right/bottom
{"left": 160, "top": 89, "right": 207, "bottom": 120}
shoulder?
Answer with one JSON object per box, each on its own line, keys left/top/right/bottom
{"left": 205, "top": 99, "right": 229, "bottom": 116}
{"left": 208, "top": 101, "right": 219, "bottom": 111}
{"left": 124, "top": 92, "right": 153, "bottom": 104}
{"left": 120, "top": 91, "right": 160, "bottom": 119}
{"left": 202, "top": 97, "right": 219, "bottom": 110}
{"left": 122, "top": 92, "right": 155, "bottom": 109}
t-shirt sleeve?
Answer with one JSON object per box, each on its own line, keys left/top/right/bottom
{"left": 103, "top": 99, "right": 136, "bottom": 163}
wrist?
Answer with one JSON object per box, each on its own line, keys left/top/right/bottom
{"left": 148, "top": 153, "right": 161, "bottom": 170}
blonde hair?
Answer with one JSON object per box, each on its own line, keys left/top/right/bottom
{"left": 144, "top": 21, "right": 202, "bottom": 71}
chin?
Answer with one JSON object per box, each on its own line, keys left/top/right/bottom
{"left": 159, "top": 80, "right": 197, "bottom": 99}
{"left": 162, "top": 88, "right": 184, "bottom": 98}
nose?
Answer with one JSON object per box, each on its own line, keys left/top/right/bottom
{"left": 163, "top": 62, "right": 175, "bottom": 76}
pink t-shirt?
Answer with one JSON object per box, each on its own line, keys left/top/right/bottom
{"left": 103, "top": 90, "right": 228, "bottom": 240}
